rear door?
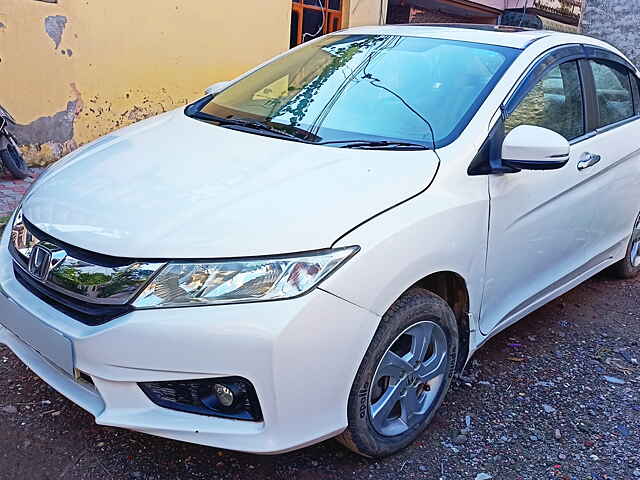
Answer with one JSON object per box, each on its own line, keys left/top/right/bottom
{"left": 480, "top": 53, "right": 605, "bottom": 335}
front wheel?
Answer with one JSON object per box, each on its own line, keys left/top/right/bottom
{"left": 0, "top": 142, "right": 29, "bottom": 180}
{"left": 612, "top": 212, "right": 640, "bottom": 279}
{"left": 337, "top": 288, "right": 458, "bottom": 458}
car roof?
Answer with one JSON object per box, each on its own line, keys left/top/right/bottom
{"left": 336, "top": 24, "right": 598, "bottom": 51}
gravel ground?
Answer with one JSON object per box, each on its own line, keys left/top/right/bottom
{"left": 1, "top": 271, "right": 638, "bottom": 480}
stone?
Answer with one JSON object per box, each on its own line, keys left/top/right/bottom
{"left": 475, "top": 474, "right": 492, "bottom": 480}
{"left": 543, "top": 404, "right": 556, "bottom": 414}
{"left": 603, "top": 376, "right": 626, "bottom": 385}
{"left": 534, "top": 380, "right": 555, "bottom": 387}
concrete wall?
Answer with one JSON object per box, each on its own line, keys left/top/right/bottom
{"left": 0, "top": 0, "right": 385, "bottom": 166}
{"left": 348, "top": 0, "right": 389, "bottom": 26}
{"left": 581, "top": 0, "right": 640, "bottom": 67}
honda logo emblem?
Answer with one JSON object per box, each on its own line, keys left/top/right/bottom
{"left": 28, "top": 244, "right": 53, "bottom": 281}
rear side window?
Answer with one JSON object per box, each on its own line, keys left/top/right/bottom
{"left": 590, "top": 60, "right": 634, "bottom": 128}
{"left": 505, "top": 61, "right": 584, "bottom": 141}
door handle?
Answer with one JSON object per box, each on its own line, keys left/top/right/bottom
{"left": 577, "top": 152, "right": 601, "bottom": 170}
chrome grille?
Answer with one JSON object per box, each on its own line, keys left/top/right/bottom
{"left": 9, "top": 210, "right": 165, "bottom": 307}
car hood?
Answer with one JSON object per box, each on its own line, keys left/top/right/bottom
{"left": 22, "top": 110, "right": 439, "bottom": 259}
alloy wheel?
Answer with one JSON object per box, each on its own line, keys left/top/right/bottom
{"left": 368, "top": 321, "right": 448, "bottom": 437}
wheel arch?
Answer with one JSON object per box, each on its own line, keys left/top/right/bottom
{"left": 412, "top": 271, "right": 470, "bottom": 373}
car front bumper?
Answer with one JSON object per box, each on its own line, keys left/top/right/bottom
{"left": 0, "top": 222, "right": 379, "bottom": 454}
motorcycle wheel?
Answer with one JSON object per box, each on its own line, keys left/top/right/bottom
{"left": 1, "top": 142, "right": 29, "bottom": 180}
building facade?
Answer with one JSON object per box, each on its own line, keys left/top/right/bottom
{"left": 0, "top": 0, "right": 386, "bottom": 166}
{"left": 581, "top": 0, "right": 640, "bottom": 67}
{"left": 387, "top": 0, "right": 510, "bottom": 25}
{"left": 501, "top": 0, "right": 581, "bottom": 32}
{"left": 387, "top": 0, "right": 581, "bottom": 32}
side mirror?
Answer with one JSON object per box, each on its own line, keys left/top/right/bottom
{"left": 502, "top": 125, "right": 570, "bottom": 171}
{"left": 204, "top": 81, "right": 231, "bottom": 96}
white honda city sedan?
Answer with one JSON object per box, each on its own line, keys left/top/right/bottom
{"left": 2, "top": 25, "right": 639, "bottom": 458}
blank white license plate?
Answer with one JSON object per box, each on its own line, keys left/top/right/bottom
{"left": 0, "top": 293, "right": 74, "bottom": 375}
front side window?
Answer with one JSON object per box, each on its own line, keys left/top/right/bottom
{"left": 195, "top": 35, "right": 519, "bottom": 148}
{"left": 590, "top": 60, "right": 635, "bottom": 128}
{"left": 505, "top": 61, "right": 584, "bottom": 141}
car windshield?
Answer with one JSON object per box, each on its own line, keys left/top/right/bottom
{"left": 192, "top": 34, "right": 520, "bottom": 148}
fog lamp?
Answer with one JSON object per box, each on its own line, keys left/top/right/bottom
{"left": 214, "top": 383, "right": 234, "bottom": 407}
{"left": 139, "top": 376, "right": 262, "bottom": 421}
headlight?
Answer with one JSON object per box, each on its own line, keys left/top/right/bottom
{"left": 132, "top": 246, "right": 358, "bottom": 308}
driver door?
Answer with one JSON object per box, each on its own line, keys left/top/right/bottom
{"left": 480, "top": 59, "right": 605, "bottom": 335}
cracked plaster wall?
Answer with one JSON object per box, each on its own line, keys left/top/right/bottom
{"left": 0, "top": 0, "right": 292, "bottom": 165}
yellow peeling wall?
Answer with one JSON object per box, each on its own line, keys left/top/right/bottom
{"left": 0, "top": 0, "right": 385, "bottom": 166}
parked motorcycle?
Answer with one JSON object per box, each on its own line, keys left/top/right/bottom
{"left": 0, "top": 106, "right": 29, "bottom": 180}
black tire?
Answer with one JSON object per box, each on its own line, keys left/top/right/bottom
{"left": 1, "top": 142, "right": 29, "bottom": 180}
{"left": 611, "top": 213, "right": 640, "bottom": 279}
{"left": 337, "top": 288, "right": 458, "bottom": 458}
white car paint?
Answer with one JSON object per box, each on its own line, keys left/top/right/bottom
{"left": 1, "top": 25, "right": 639, "bottom": 454}
{"left": 501, "top": 125, "right": 570, "bottom": 163}
{"left": 22, "top": 111, "right": 439, "bottom": 258}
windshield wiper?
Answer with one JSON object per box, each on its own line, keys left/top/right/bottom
{"left": 318, "top": 140, "right": 429, "bottom": 150}
{"left": 225, "top": 117, "right": 307, "bottom": 141}
{"left": 191, "top": 112, "right": 309, "bottom": 143}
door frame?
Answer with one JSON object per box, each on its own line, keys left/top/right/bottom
{"left": 469, "top": 44, "right": 640, "bottom": 177}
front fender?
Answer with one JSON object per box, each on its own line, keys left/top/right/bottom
{"left": 321, "top": 162, "right": 489, "bottom": 325}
